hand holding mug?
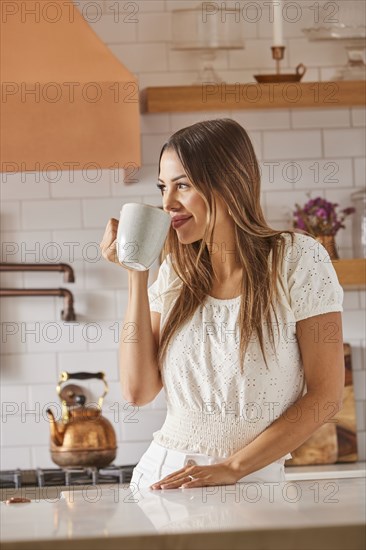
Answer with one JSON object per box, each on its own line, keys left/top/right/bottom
{"left": 99, "top": 218, "right": 122, "bottom": 267}
{"left": 100, "top": 203, "right": 171, "bottom": 272}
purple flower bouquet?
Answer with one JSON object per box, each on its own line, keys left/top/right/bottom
{"left": 293, "top": 195, "right": 355, "bottom": 237}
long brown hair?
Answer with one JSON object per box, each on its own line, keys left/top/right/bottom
{"left": 156, "top": 118, "right": 309, "bottom": 372}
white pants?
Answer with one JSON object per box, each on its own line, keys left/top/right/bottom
{"left": 130, "top": 440, "right": 286, "bottom": 490}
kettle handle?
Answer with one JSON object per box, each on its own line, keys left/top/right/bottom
{"left": 57, "top": 371, "right": 109, "bottom": 412}
{"left": 62, "top": 372, "right": 105, "bottom": 381}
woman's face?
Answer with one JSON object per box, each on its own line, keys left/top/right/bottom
{"left": 158, "top": 148, "right": 212, "bottom": 244}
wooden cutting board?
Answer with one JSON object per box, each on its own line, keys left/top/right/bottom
{"left": 285, "top": 343, "right": 358, "bottom": 466}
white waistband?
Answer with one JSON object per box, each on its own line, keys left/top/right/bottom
{"left": 152, "top": 405, "right": 291, "bottom": 463}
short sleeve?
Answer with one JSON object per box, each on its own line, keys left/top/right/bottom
{"left": 284, "top": 233, "right": 344, "bottom": 322}
{"left": 147, "top": 254, "right": 180, "bottom": 314}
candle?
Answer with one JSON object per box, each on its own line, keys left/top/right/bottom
{"left": 272, "top": 0, "right": 284, "bottom": 46}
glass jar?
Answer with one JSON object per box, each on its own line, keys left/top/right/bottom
{"left": 351, "top": 189, "right": 366, "bottom": 258}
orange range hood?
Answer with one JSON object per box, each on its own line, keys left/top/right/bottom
{"left": 0, "top": 0, "right": 141, "bottom": 174}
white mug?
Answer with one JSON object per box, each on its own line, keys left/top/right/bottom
{"left": 116, "top": 203, "right": 171, "bottom": 271}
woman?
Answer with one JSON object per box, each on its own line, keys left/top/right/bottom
{"left": 100, "top": 118, "right": 345, "bottom": 490}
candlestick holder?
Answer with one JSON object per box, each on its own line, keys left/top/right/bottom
{"left": 272, "top": 46, "right": 285, "bottom": 74}
{"left": 254, "top": 46, "right": 306, "bottom": 83}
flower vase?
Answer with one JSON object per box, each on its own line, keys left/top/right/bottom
{"left": 315, "top": 235, "right": 339, "bottom": 260}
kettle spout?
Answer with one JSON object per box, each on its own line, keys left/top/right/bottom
{"left": 46, "top": 408, "right": 65, "bottom": 446}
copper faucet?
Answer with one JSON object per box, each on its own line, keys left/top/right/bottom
{"left": 0, "top": 263, "right": 75, "bottom": 282}
{"left": 0, "top": 262, "right": 76, "bottom": 321}
{"left": 0, "top": 288, "right": 76, "bottom": 321}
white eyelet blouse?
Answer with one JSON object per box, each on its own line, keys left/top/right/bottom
{"left": 147, "top": 232, "right": 344, "bottom": 462}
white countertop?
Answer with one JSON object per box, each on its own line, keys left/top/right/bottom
{"left": 1, "top": 463, "right": 365, "bottom": 550}
{"left": 284, "top": 460, "right": 366, "bottom": 481}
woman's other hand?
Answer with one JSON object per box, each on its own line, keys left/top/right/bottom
{"left": 150, "top": 462, "right": 240, "bottom": 490}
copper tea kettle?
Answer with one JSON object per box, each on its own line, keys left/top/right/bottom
{"left": 46, "top": 371, "right": 117, "bottom": 468}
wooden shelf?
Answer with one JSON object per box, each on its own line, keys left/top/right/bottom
{"left": 140, "top": 80, "right": 366, "bottom": 113}
{"left": 332, "top": 258, "right": 366, "bottom": 289}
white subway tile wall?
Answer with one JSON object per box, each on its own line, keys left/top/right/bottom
{"left": 291, "top": 108, "right": 351, "bottom": 129}
{"left": 263, "top": 130, "right": 322, "bottom": 160}
{"left": 22, "top": 200, "right": 82, "bottom": 230}
{"left": 324, "top": 128, "right": 366, "bottom": 158}
{"left": 1, "top": 1, "right": 365, "bottom": 468}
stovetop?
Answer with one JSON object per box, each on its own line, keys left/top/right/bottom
{"left": 0, "top": 465, "right": 136, "bottom": 489}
